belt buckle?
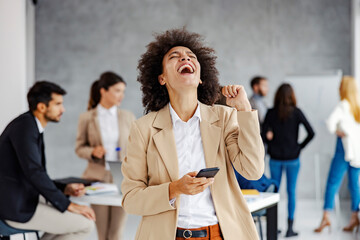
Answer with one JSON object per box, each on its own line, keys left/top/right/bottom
{"left": 183, "top": 229, "right": 192, "bottom": 239}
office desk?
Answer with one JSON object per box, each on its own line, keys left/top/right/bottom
{"left": 71, "top": 192, "right": 280, "bottom": 239}
{"left": 244, "top": 193, "right": 280, "bottom": 240}
{"left": 71, "top": 193, "right": 122, "bottom": 207}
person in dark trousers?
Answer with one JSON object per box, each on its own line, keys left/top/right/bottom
{"left": 262, "top": 83, "right": 315, "bottom": 238}
{"left": 0, "top": 81, "right": 95, "bottom": 240}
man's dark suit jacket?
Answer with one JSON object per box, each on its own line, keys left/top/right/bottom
{"left": 0, "top": 111, "right": 70, "bottom": 223}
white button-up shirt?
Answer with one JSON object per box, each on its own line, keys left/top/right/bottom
{"left": 326, "top": 100, "right": 360, "bottom": 167}
{"left": 97, "top": 104, "right": 119, "bottom": 169}
{"left": 169, "top": 103, "right": 218, "bottom": 229}
{"left": 34, "top": 117, "right": 44, "bottom": 134}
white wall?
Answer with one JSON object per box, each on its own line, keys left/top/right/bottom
{"left": 26, "top": 0, "right": 36, "bottom": 89}
{"left": 352, "top": 0, "right": 360, "bottom": 80}
{"left": 0, "top": 0, "right": 35, "bottom": 132}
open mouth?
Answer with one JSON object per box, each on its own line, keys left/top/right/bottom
{"left": 178, "top": 64, "right": 194, "bottom": 74}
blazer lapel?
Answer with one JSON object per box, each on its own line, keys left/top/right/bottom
{"left": 199, "top": 103, "right": 221, "bottom": 168}
{"left": 91, "top": 108, "right": 103, "bottom": 145}
{"left": 39, "top": 133, "right": 46, "bottom": 168}
{"left": 117, "top": 109, "right": 125, "bottom": 161}
{"left": 152, "top": 105, "right": 179, "bottom": 182}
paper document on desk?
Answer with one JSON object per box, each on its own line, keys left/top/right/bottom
{"left": 241, "top": 189, "right": 260, "bottom": 195}
{"left": 85, "top": 182, "right": 119, "bottom": 195}
{"left": 242, "top": 189, "right": 260, "bottom": 203}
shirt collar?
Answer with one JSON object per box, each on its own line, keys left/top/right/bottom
{"left": 253, "top": 93, "right": 262, "bottom": 99}
{"left": 97, "top": 104, "right": 117, "bottom": 116}
{"left": 169, "top": 102, "right": 201, "bottom": 127}
{"left": 34, "top": 116, "right": 44, "bottom": 134}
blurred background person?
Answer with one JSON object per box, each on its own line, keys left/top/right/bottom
{"left": 314, "top": 76, "right": 360, "bottom": 233}
{"left": 249, "top": 76, "right": 269, "bottom": 125}
{"left": 75, "top": 71, "right": 135, "bottom": 240}
{"left": 262, "top": 83, "right": 315, "bottom": 237}
{"left": 0, "top": 81, "right": 95, "bottom": 240}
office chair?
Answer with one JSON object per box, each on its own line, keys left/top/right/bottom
{"left": 0, "top": 220, "right": 40, "bottom": 240}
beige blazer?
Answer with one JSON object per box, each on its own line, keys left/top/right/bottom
{"left": 121, "top": 103, "right": 265, "bottom": 240}
{"left": 75, "top": 108, "right": 136, "bottom": 181}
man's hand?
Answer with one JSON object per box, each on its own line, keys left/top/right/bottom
{"left": 222, "top": 85, "right": 251, "bottom": 111}
{"left": 64, "top": 183, "right": 86, "bottom": 197}
{"left": 68, "top": 202, "right": 96, "bottom": 221}
{"left": 92, "top": 145, "right": 106, "bottom": 159}
{"left": 169, "top": 171, "right": 214, "bottom": 199}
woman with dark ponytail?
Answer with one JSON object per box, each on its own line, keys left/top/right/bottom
{"left": 87, "top": 80, "right": 101, "bottom": 110}
{"left": 75, "top": 71, "right": 136, "bottom": 240}
{"left": 261, "top": 83, "right": 315, "bottom": 237}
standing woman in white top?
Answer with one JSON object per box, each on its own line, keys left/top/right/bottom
{"left": 315, "top": 76, "right": 360, "bottom": 233}
{"left": 75, "top": 72, "right": 135, "bottom": 240}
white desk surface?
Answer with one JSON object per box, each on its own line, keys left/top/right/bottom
{"left": 244, "top": 192, "right": 280, "bottom": 212}
{"left": 71, "top": 192, "right": 280, "bottom": 213}
{"left": 71, "top": 193, "right": 122, "bottom": 207}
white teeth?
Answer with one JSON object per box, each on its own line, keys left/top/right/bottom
{"left": 178, "top": 64, "right": 194, "bottom": 73}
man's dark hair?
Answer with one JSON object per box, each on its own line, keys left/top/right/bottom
{"left": 138, "top": 28, "right": 220, "bottom": 113}
{"left": 27, "top": 81, "right": 66, "bottom": 111}
{"left": 250, "top": 76, "right": 267, "bottom": 89}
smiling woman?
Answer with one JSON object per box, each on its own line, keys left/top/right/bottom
{"left": 121, "top": 28, "right": 264, "bottom": 240}
{"left": 137, "top": 28, "right": 220, "bottom": 113}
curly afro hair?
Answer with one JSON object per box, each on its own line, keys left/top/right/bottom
{"left": 138, "top": 28, "right": 220, "bottom": 113}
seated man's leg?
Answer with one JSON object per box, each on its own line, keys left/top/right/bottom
{"left": 6, "top": 201, "right": 94, "bottom": 240}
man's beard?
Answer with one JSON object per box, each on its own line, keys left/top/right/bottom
{"left": 258, "top": 89, "right": 265, "bottom": 97}
{"left": 44, "top": 112, "right": 60, "bottom": 122}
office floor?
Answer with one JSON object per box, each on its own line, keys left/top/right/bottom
{"left": 275, "top": 199, "right": 359, "bottom": 240}
{"left": 10, "top": 199, "right": 359, "bottom": 240}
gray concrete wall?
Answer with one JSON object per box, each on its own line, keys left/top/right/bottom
{"left": 35, "top": 0, "right": 351, "bottom": 199}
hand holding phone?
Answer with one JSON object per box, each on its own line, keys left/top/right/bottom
{"left": 169, "top": 169, "right": 219, "bottom": 199}
{"left": 196, "top": 167, "right": 220, "bottom": 178}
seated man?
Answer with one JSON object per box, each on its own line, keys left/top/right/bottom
{"left": 0, "top": 81, "right": 95, "bottom": 240}
{"left": 234, "top": 170, "right": 277, "bottom": 192}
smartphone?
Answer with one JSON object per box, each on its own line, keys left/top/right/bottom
{"left": 196, "top": 167, "right": 220, "bottom": 178}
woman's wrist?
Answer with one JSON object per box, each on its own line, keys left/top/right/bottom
{"left": 235, "top": 104, "right": 251, "bottom": 112}
{"left": 169, "top": 181, "right": 180, "bottom": 199}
